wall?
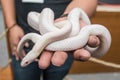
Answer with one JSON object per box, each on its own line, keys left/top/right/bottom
{"left": 0, "top": 6, "right": 9, "bottom": 68}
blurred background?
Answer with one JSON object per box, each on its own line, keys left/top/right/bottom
{"left": 0, "top": 0, "right": 120, "bottom": 80}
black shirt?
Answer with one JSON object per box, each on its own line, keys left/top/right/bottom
{"left": 15, "top": 0, "right": 72, "bottom": 34}
{"left": 99, "top": 0, "right": 120, "bottom": 4}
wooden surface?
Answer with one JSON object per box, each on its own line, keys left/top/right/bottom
{"left": 0, "top": 66, "right": 13, "bottom": 80}
{"left": 69, "top": 12, "right": 120, "bottom": 74}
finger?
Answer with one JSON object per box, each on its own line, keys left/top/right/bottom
{"left": 73, "top": 48, "right": 91, "bottom": 61}
{"left": 55, "top": 17, "right": 67, "bottom": 22}
{"left": 24, "top": 42, "right": 29, "bottom": 48}
{"left": 14, "top": 52, "right": 19, "bottom": 61}
{"left": 11, "top": 46, "right": 19, "bottom": 60}
{"left": 80, "top": 20, "right": 87, "bottom": 28}
{"left": 12, "top": 46, "right": 17, "bottom": 55}
{"left": 38, "top": 51, "right": 53, "bottom": 69}
{"left": 19, "top": 49, "right": 26, "bottom": 60}
{"left": 51, "top": 51, "right": 68, "bottom": 66}
{"left": 88, "top": 35, "right": 100, "bottom": 47}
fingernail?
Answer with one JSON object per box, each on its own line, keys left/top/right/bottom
{"left": 16, "top": 57, "right": 19, "bottom": 61}
{"left": 12, "top": 52, "right": 15, "bottom": 55}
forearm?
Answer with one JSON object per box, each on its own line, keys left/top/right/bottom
{"left": 64, "top": 0, "right": 98, "bottom": 17}
{"left": 1, "top": 0, "right": 16, "bottom": 28}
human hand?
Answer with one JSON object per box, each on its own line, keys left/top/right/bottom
{"left": 8, "top": 24, "right": 24, "bottom": 60}
{"left": 73, "top": 21, "right": 100, "bottom": 61}
{"left": 38, "top": 17, "right": 100, "bottom": 69}
{"left": 55, "top": 17, "right": 100, "bottom": 61}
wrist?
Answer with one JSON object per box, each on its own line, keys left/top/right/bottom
{"left": 7, "top": 23, "right": 17, "bottom": 31}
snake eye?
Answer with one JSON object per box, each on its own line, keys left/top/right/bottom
{"left": 21, "top": 60, "right": 31, "bottom": 67}
{"left": 25, "top": 62, "right": 29, "bottom": 64}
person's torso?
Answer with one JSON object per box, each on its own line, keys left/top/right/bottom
{"left": 15, "top": 0, "right": 72, "bottom": 33}
{"left": 99, "top": 0, "right": 120, "bottom": 4}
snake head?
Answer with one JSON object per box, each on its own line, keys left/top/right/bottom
{"left": 20, "top": 50, "right": 36, "bottom": 67}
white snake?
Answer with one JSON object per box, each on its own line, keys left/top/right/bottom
{"left": 17, "top": 8, "right": 111, "bottom": 67}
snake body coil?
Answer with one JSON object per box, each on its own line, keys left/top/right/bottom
{"left": 17, "top": 8, "right": 111, "bottom": 67}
